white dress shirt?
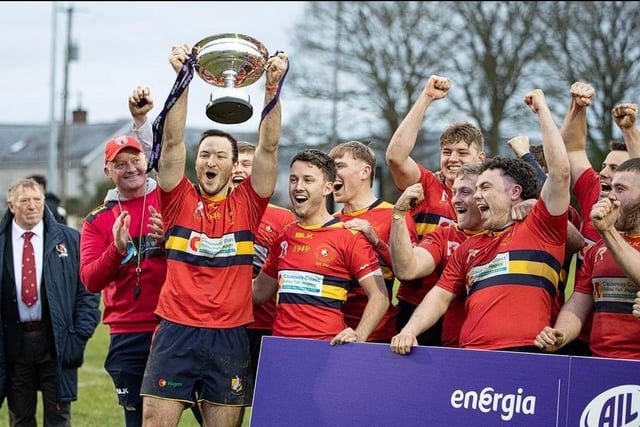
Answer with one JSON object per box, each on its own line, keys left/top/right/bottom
{"left": 12, "top": 221, "right": 44, "bottom": 322}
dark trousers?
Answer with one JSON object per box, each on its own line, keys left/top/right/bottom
{"left": 7, "top": 328, "right": 71, "bottom": 427}
{"left": 247, "top": 328, "right": 272, "bottom": 379}
{"left": 396, "top": 300, "right": 443, "bottom": 346}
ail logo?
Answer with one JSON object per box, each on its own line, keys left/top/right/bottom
{"left": 580, "top": 385, "right": 640, "bottom": 427}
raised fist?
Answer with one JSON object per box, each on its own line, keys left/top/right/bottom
{"left": 423, "top": 75, "right": 451, "bottom": 100}
{"left": 570, "top": 82, "right": 595, "bottom": 108}
{"left": 612, "top": 103, "right": 638, "bottom": 130}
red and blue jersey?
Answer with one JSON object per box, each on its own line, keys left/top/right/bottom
{"left": 156, "top": 176, "right": 269, "bottom": 328}
{"left": 262, "top": 218, "right": 382, "bottom": 341}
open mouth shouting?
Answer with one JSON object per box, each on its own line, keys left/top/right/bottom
{"left": 293, "top": 193, "right": 309, "bottom": 205}
{"left": 476, "top": 202, "right": 489, "bottom": 215}
{"left": 332, "top": 181, "right": 344, "bottom": 200}
{"left": 455, "top": 204, "right": 468, "bottom": 215}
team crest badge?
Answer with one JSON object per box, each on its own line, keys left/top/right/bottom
{"left": 314, "top": 245, "right": 337, "bottom": 266}
{"left": 231, "top": 375, "right": 243, "bottom": 393}
{"left": 56, "top": 243, "right": 68, "bottom": 258}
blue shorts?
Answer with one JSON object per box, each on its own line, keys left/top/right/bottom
{"left": 140, "top": 319, "right": 253, "bottom": 407}
{"left": 104, "top": 332, "right": 153, "bottom": 409}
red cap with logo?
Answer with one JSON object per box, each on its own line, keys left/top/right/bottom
{"left": 104, "top": 135, "right": 143, "bottom": 163}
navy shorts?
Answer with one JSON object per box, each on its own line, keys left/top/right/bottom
{"left": 104, "top": 332, "right": 153, "bottom": 410}
{"left": 140, "top": 319, "right": 253, "bottom": 407}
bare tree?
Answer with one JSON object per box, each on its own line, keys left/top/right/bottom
{"left": 444, "top": 1, "right": 549, "bottom": 155}
{"left": 541, "top": 1, "right": 640, "bottom": 164}
{"left": 286, "top": 1, "right": 454, "bottom": 149}
{"left": 285, "top": 0, "right": 640, "bottom": 166}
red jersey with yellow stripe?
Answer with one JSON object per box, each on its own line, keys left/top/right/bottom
{"left": 573, "top": 167, "right": 601, "bottom": 245}
{"left": 248, "top": 203, "right": 296, "bottom": 331}
{"left": 574, "top": 233, "right": 640, "bottom": 359}
{"left": 396, "top": 166, "right": 457, "bottom": 309}
{"left": 437, "top": 200, "right": 567, "bottom": 350}
{"left": 335, "top": 199, "right": 417, "bottom": 342}
{"left": 410, "top": 165, "right": 456, "bottom": 240}
{"left": 262, "top": 218, "right": 383, "bottom": 341}
{"left": 155, "top": 176, "right": 269, "bottom": 328}
{"left": 416, "top": 222, "right": 483, "bottom": 347}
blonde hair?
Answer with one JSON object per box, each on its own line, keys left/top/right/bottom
{"left": 7, "top": 178, "right": 44, "bottom": 204}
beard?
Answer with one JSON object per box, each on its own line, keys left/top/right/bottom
{"left": 615, "top": 198, "right": 640, "bottom": 232}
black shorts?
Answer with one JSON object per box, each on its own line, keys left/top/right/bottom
{"left": 104, "top": 332, "right": 153, "bottom": 409}
{"left": 140, "top": 318, "right": 253, "bottom": 406}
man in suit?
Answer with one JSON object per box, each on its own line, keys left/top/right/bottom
{"left": 0, "top": 177, "right": 100, "bottom": 426}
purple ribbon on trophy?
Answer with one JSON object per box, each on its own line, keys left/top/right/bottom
{"left": 146, "top": 50, "right": 197, "bottom": 173}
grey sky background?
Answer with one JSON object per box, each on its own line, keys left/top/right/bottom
{"left": 1, "top": 1, "right": 306, "bottom": 131}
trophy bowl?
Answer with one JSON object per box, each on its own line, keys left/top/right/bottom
{"left": 194, "top": 33, "right": 270, "bottom": 124}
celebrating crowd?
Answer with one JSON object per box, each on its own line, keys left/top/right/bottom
{"left": 0, "top": 44, "right": 639, "bottom": 427}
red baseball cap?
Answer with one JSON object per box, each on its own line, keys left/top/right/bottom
{"left": 104, "top": 135, "right": 143, "bottom": 162}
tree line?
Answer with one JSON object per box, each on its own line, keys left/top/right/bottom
{"left": 283, "top": 1, "right": 640, "bottom": 174}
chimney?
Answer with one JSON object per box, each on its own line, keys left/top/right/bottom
{"left": 72, "top": 92, "right": 87, "bottom": 124}
{"left": 72, "top": 107, "right": 87, "bottom": 124}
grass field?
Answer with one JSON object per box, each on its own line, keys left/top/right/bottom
{"left": 0, "top": 319, "right": 251, "bottom": 426}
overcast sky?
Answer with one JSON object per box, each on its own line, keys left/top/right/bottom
{"left": 1, "top": 1, "right": 307, "bottom": 131}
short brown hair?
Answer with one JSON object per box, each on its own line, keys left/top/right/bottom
{"left": 328, "top": 140, "right": 377, "bottom": 186}
{"left": 440, "top": 121, "right": 484, "bottom": 153}
{"left": 237, "top": 141, "right": 256, "bottom": 155}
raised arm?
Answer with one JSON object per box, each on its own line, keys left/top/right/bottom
{"left": 390, "top": 183, "right": 436, "bottom": 280}
{"left": 386, "top": 75, "right": 451, "bottom": 190}
{"left": 507, "top": 136, "right": 548, "bottom": 186}
{"left": 250, "top": 53, "right": 288, "bottom": 198}
{"left": 560, "top": 82, "right": 595, "bottom": 186}
{"left": 612, "top": 103, "right": 640, "bottom": 158}
{"left": 128, "top": 86, "right": 154, "bottom": 157}
{"left": 524, "top": 89, "right": 570, "bottom": 216}
{"left": 157, "top": 44, "right": 191, "bottom": 192}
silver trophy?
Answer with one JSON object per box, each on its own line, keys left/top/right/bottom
{"left": 194, "top": 33, "right": 270, "bottom": 124}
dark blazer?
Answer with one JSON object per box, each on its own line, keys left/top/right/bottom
{"left": 0, "top": 207, "right": 100, "bottom": 404}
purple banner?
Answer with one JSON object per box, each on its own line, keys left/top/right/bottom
{"left": 252, "top": 337, "right": 572, "bottom": 426}
{"left": 567, "top": 356, "right": 640, "bottom": 427}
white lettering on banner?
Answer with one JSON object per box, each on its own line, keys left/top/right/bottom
{"left": 468, "top": 252, "right": 509, "bottom": 284}
{"left": 450, "top": 387, "right": 536, "bottom": 421}
{"left": 580, "top": 385, "right": 640, "bottom": 427}
{"left": 191, "top": 232, "right": 237, "bottom": 257}
{"left": 278, "top": 270, "right": 324, "bottom": 296}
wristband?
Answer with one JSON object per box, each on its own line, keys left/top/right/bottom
{"left": 266, "top": 86, "right": 278, "bottom": 94}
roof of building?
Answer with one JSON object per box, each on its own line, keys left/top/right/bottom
{"left": 0, "top": 119, "right": 261, "bottom": 168}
